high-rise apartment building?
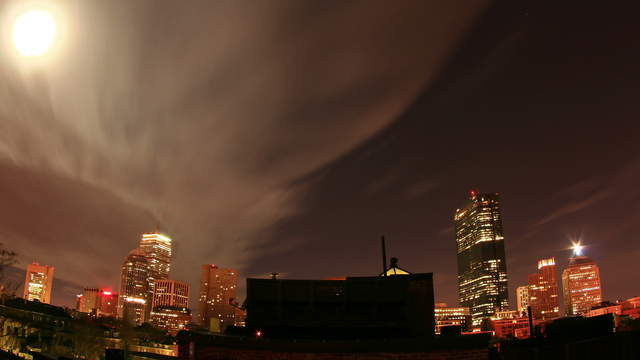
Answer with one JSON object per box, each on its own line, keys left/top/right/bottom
{"left": 562, "top": 244, "right": 602, "bottom": 316}
{"left": 139, "top": 232, "right": 173, "bottom": 316}
{"left": 454, "top": 191, "right": 509, "bottom": 325}
{"left": 23, "top": 262, "right": 54, "bottom": 304}
{"left": 199, "top": 265, "right": 238, "bottom": 331}
{"left": 516, "top": 285, "right": 531, "bottom": 316}
{"left": 528, "top": 257, "right": 560, "bottom": 320}
{"left": 118, "top": 249, "right": 150, "bottom": 325}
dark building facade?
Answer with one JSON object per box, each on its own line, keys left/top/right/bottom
{"left": 245, "top": 273, "right": 435, "bottom": 339}
{"left": 455, "top": 191, "right": 509, "bottom": 325}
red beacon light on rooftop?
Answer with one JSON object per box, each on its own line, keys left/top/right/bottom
{"left": 469, "top": 189, "right": 478, "bottom": 198}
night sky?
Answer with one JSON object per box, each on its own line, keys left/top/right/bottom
{"left": 1, "top": 1, "right": 639, "bottom": 311}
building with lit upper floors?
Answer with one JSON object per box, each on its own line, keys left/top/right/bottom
{"left": 434, "top": 303, "right": 471, "bottom": 334}
{"left": 516, "top": 285, "right": 531, "bottom": 316}
{"left": 118, "top": 249, "right": 150, "bottom": 325}
{"left": 139, "top": 232, "right": 173, "bottom": 317}
{"left": 23, "top": 262, "right": 54, "bottom": 304}
{"left": 528, "top": 257, "right": 560, "bottom": 320}
{"left": 454, "top": 191, "right": 509, "bottom": 325}
{"left": 562, "top": 243, "right": 602, "bottom": 316}
{"left": 199, "top": 265, "right": 238, "bottom": 331}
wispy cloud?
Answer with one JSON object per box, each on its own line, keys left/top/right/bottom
{"left": 405, "top": 179, "right": 438, "bottom": 199}
{"left": 533, "top": 188, "right": 612, "bottom": 227}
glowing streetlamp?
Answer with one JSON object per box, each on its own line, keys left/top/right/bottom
{"left": 12, "top": 9, "right": 57, "bottom": 57}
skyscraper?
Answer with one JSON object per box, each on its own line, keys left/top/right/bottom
{"left": 562, "top": 243, "right": 602, "bottom": 316}
{"left": 199, "top": 265, "right": 238, "bottom": 331}
{"left": 23, "top": 262, "right": 54, "bottom": 304}
{"left": 139, "top": 232, "right": 173, "bottom": 311}
{"left": 118, "top": 249, "right": 150, "bottom": 325}
{"left": 516, "top": 285, "right": 531, "bottom": 316}
{"left": 527, "top": 257, "right": 560, "bottom": 319}
{"left": 454, "top": 191, "right": 509, "bottom": 325}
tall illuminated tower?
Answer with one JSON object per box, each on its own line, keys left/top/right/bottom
{"left": 562, "top": 243, "right": 602, "bottom": 316}
{"left": 199, "top": 265, "right": 238, "bottom": 331}
{"left": 23, "top": 262, "right": 54, "bottom": 303}
{"left": 528, "top": 258, "right": 560, "bottom": 319}
{"left": 454, "top": 191, "right": 509, "bottom": 325}
{"left": 139, "top": 232, "right": 173, "bottom": 316}
{"left": 118, "top": 249, "right": 150, "bottom": 325}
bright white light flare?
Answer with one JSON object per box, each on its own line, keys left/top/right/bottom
{"left": 12, "top": 10, "right": 57, "bottom": 57}
{"left": 571, "top": 241, "right": 584, "bottom": 257}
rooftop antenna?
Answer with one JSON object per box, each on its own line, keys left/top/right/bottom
{"left": 381, "top": 236, "right": 388, "bottom": 277}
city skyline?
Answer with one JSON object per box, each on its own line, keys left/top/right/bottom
{"left": 0, "top": 1, "right": 639, "bottom": 358}
{"left": 1, "top": 1, "right": 638, "bottom": 314}
{"left": 13, "top": 216, "right": 614, "bottom": 320}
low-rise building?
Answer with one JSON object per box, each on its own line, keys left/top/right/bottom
{"left": 434, "top": 303, "right": 470, "bottom": 334}
{"left": 150, "top": 306, "right": 192, "bottom": 335}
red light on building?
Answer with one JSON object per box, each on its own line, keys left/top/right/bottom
{"left": 98, "top": 289, "right": 118, "bottom": 317}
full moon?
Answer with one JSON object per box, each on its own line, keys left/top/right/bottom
{"left": 12, "top": 10, "right": 57, "bottom": 57}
